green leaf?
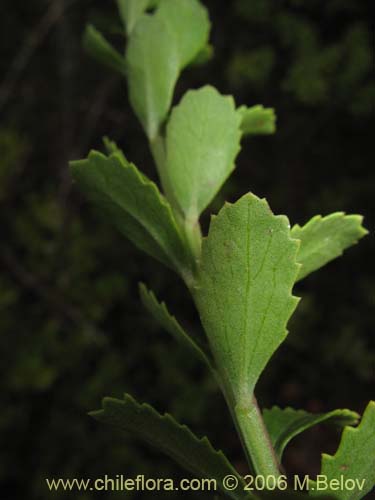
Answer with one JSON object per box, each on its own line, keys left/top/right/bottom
{"left": 191, "top": 43, "right": 214, "bottom": 66}
{"left": 125, "top": 13, "right": 179, "bottom": 140}
{"left": 263, "top": 406, "right": 360, "bottom": 461}
{"left": 165, "top": 86, "right": 242, "bottom": 219}
{"left": 291, "top": 213, "right": 368, "bottom": 281}
{"left": 90, "top": 394, "right": 251, "bottom": 500}
{"left": 195, "top": 193, "right": 300, "bottom": 402}
{"left": 125, "top": 0, "right": 210, "bottom": 140}
{"left": 90, "top": 395, "right": 336, "bottom": 500}
{"left": 238, "top": 105, "right": 276, "bottom": 135}
{"left": 117, "top": 0, "right": 162, "bottom": 34}
{"left": 116, "top": 0, "right": 150, "bottom": 35}
{"left": 139, "top": 283, "right": 215, "bottom": 373}
{"left": 147, "top": 0, "right": 161, "bottom": 7}
{"left": 313, "top": 401, "right": 375, "bottom": 500}
{"left": 156, "top": 0, "right": 210, "bottom": 69}
{"left": 102, "top": 136, "right": 123, "bottom": 157}
{"left": 83, "top": 25, "right": 126, "bottom": 77}
{"left": 70, "top": 151, "right": 191, "bottom": 278}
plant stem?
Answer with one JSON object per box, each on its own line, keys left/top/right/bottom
{"left": 149, "top": 134, "right": 177, "bottom": 208}
{"left": 208, "top": 367, "right": 278, "bottom": 477}
{"left": 184, "top": 214, "right": 202, "bottom": 262}
{"left": 217, "top": 380, "right": 256, "bottom": 475}
{"left": 150, "top": 134, "right": 202, "bottom": 269}
{"left": 235, "top": 395, "right": 281, "bottom": 477}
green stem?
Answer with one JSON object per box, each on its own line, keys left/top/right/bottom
{"left": 149, "top": 134, "right": 201, "bottom": 283}
{"left": 235, "top": 395, "right": 281, "bottom": 477}
{"left": 184, "top": 215, "right": 202, "bottom": 263}
{"left": 216, "top": 378, "right": 256, "bottom": 474}
{"left": 149, "top": 134, "right": 178, "bottom": 209}
{"left": 216, "top": 372, "right": 279, "bottom": 476}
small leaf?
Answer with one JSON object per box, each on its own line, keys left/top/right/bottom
{"left": 125, "top": 0, "right": 210, "bottom": 140}
{"left": 70, "top": 151, "right": 191, "bottom": 277}
{"left": 117, "top": 0, "right": 162, "bottom": 34}
{"left": 90, "top": 394, "right": 251, "bottom": 500}
{"left": 195, "top": 193, "right": 300, "bottom": 402}
{"left": 191, "top": 43, "right": 214, "bottom": 66}
{"left": 291, "top": 213, "right": 368, "bottom": 281}
{"left": 102, "top": 136, "right": 123, "bottom": 157}
{"left": 313, "top": 401, "right": 375, "bottom": 500}
{"left": 139, "top": 283, "right": 215, "bottom": 373}
{"left": 156, "top": 0, "right": 210, "bottom": 69}
{"left": 263, "top": 406, "right": 360, "bottom": 460}
{"left": 238, "top": 105, "right": 276, "bottom": 135}
{"left": 125, "top": 13, "right": 179, "bottom": 140}
{"left": 165, "top": 86, "right": 242, "bottom": 220}
{"left": 116, "top": 0, "right": 150, "bottom": 35}
{"left": 83, "top": 25, "right": 126, "bottom": 76}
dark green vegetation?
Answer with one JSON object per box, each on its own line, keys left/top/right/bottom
{"left": 1, "top": 0, "right": 373, "bottom": 498}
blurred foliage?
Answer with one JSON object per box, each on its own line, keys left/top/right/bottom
{"left": 0, "top": 0, "right": 373, "bottom": 498}
{"left": 229, "top": 0, "right": 373, "bottom": 113}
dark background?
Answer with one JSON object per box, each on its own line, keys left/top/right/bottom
{"left": 1, "top": 0, "right": 374, "bottom": 498}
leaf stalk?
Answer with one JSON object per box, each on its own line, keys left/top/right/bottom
{"left": 235, "top": 396, "right": 281, "bottom": 477}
